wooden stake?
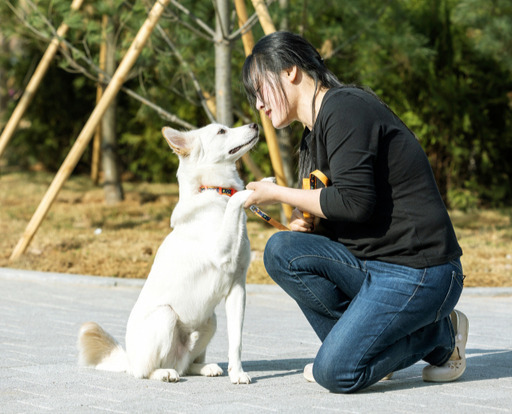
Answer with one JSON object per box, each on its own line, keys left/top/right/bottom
{"left": 9, "top": 0, "right": 171, "bottom": 261}
{"left": 0, "top": 0, "right": 85, "bottom": 159}
{"left": 250, "top": 0, "right": 277, "bottom": 34}
{"left": 235, "top": 0, "right": 292, "bottom": 219}
{"left": 91, "top": 14, "right": 109, "bottom": 184}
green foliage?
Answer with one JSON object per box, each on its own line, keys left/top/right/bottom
{"left": 1, "top": 0, "right": 511, "bottom": 206}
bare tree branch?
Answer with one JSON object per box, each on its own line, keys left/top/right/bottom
{"left": 160, "top": 8, "right": 214, "bottom": 42}
{"left": 168, "top": 0, "right": 216, "bottom": 38}
{"left": 6, "top": 0, "right": 196, "bottom": 130}
{"left": 155, "top": 24, "right": 216, "bottom": 123}
{"left": 228, "top": 11, "right": 260, "bottom": 41}
{"left": 58, "top": 43, "right": 195, "bottom": 129}
{"left": 4, "top": 0, "right": 52, "bottom": 43}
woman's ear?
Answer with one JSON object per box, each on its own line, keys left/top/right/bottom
{"left": 285, "top": 66, "right": 298, "bottom": 83}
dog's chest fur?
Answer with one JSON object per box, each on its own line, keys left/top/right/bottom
{"left": 132, "top": 191, "right": 250, "bottom": 327}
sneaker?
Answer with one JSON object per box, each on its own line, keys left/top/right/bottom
{"left": 422, "top": 310, "right": 469, "bottom": 382}
{"left": 303, "top": 363, "right": 315, "bottom": 382}
{"left": 380, "top": 372, "right": 393, "bottom": 381}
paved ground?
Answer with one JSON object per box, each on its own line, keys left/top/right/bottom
{"left": 0, "top": 267, "right": 511, "bottom": 413}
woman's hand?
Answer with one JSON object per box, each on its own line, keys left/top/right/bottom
{"left": 289, "top": 208, "right": 315, "bottom": 232}
{"left": 243, "top": 180, "right": 327, "bottom": 223}
{"left": 244, "top": 180, "right": 280, "bottom": 208}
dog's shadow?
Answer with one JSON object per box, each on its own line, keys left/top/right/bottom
{"left": 219, "top": 358, "right": 312, "bottom": 383}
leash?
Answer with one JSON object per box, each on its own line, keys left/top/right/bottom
{"left": 250, "top": 170, "right": 330, "bottom": 231}
{"left": 249, "top": 205, "right": 290, "bottom": 231}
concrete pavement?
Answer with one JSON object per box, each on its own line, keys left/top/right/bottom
{"left": 1, "top": 267, "right": 511, "bottom": 413}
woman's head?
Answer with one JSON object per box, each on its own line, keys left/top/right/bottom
{"left": 242, "top": 31, "right": 341, "bottom": 113}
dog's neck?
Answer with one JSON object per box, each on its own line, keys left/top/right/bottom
{"left": 176, "top": 162, "right": 244, "bottom": 199}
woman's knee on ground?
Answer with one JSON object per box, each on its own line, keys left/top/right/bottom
{"left": 313, "top": 351, "right": 361, "bottom": 394}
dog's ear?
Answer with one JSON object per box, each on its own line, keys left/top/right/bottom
{"left": 162, "top": 127, "right": 191, "bottom": 157}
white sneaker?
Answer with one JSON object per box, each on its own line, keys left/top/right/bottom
{"left": 303, "top": 363, "right": 315, "bottom": 382}
{"left": 422, "top": 310, "right": 469, "bottom": 382}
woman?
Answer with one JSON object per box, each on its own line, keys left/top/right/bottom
{"left": 242, "top": 31, "right": 467, "bottom": 394}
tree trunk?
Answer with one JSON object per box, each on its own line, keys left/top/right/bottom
{"left": 0, "top": 33, "right": 7, "bottom": 123}
{"left": 101, "top": 14, "right": 124, "bottom": 204}
{"left": 277, "top": 0, "right": 296, "bottom": 188}
{"left": 214, "top": 0, "right": 232, "bottom": 126}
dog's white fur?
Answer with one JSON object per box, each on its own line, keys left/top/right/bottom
{"left": 77, "top": 122, "right": 259, "bottom": 384}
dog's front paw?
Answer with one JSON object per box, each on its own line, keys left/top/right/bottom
{"left": 150, "top": 368, "right": 180, "bottom": 382}
{"left": 261, "top": 176, "right": 276, "bottom": 183}
{"left": 201, "top": 363, "right": 224, "bottom": 377}
{"left": 229, "top": 369, "right": 251, "bottom": 384}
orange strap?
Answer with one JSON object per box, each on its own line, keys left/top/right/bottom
{"left": 302, "top": 170, "right": 330, "bottom": 220}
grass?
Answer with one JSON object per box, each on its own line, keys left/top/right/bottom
{"left": 1, "top": 170, "right": 511, "bottom": 287}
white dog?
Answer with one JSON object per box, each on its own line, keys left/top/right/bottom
{"left": 77, "top": 122, "right": 259, "bottom": 384}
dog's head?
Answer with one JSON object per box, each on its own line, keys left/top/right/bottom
{"left": 162, "top": 123, "right": 259, "bottom": 165}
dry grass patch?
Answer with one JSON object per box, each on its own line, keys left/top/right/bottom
{"left": 1, "top": 171, "right": 510, "bottom": 287}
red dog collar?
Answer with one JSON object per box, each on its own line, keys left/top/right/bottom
{"left": 199, "top": 186, "right": 238, "bottom": 197}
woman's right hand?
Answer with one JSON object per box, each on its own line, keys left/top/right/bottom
{"left": 289, "top": 208, "right": 315, "bottom": 232}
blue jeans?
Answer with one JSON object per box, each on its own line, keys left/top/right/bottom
{"left": 264, "top": 231, "right": 464, "bottom": 393}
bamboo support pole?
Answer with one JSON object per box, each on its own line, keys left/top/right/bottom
{"left": 91, "top": 15, "right": 109, "bottom": 184}
{"left": 90, "top": 85, "right": 103, "bottom": 183}
{"left": 235, "top": 0, "right": 292, "bottom": 219}
{"left": 9, "top": 0, "right": 171, "bottom": 261}
{"left": 250, "top": 0, "right": 277, "bottom": 34}
{"left": 0, "top": 0, "right": 85, "bottom": 159}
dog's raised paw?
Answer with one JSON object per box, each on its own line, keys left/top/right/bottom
{"left": 261, "top": 177, "right": 276, "bottom": 183}
{"left": 150, "top": 368, "right": 180, "bottom": 382}
{"left": 230, "top": 189, "right": 253, "bottom": 205}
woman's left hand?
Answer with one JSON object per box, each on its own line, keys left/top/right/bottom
{"left": 244, "top": 181, "right": 279, "bottom": 208}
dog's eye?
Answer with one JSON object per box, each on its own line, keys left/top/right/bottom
{"left": 217, "top": 128, "right": 226, "bottom": 135}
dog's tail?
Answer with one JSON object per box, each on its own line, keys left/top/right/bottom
{"left": 78, "top": 322, "right": 128, "bottom": 372}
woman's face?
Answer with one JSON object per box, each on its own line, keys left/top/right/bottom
{"left": 255, "top": 72, "right": 293, "bottom": 129}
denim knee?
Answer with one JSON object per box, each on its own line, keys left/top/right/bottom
{"left": 313, "top": 354, "right": 357, "bottom": 394}
{"left": 263, "top": 231, "right": 291, "bottom": 283}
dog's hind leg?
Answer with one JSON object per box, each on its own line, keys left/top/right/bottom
{"left": 126, "top": 305, "right": 181, "bottom": 382}
{"left": 187, "top": 314, "right": 223, "bottom": 377}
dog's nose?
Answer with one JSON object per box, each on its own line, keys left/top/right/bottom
{"left": 249, "top": 123, "right": 258, "bottom": 130}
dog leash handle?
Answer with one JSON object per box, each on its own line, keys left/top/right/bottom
{"left": 249, "top": 206, "right": 290, "bottom": 231}
{"left": 249, "top": 170, "right": 328, "bottom": 232}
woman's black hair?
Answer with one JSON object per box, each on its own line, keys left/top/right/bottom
{"left": 242, "top": 31, "right": 342, "bottom": 182}
{"left": 242, "top": 31, "right": 341, "bottom": 112}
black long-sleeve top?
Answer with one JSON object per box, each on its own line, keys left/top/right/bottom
{"left": 304, "top": 87, "right": 462, "bottom": 269}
